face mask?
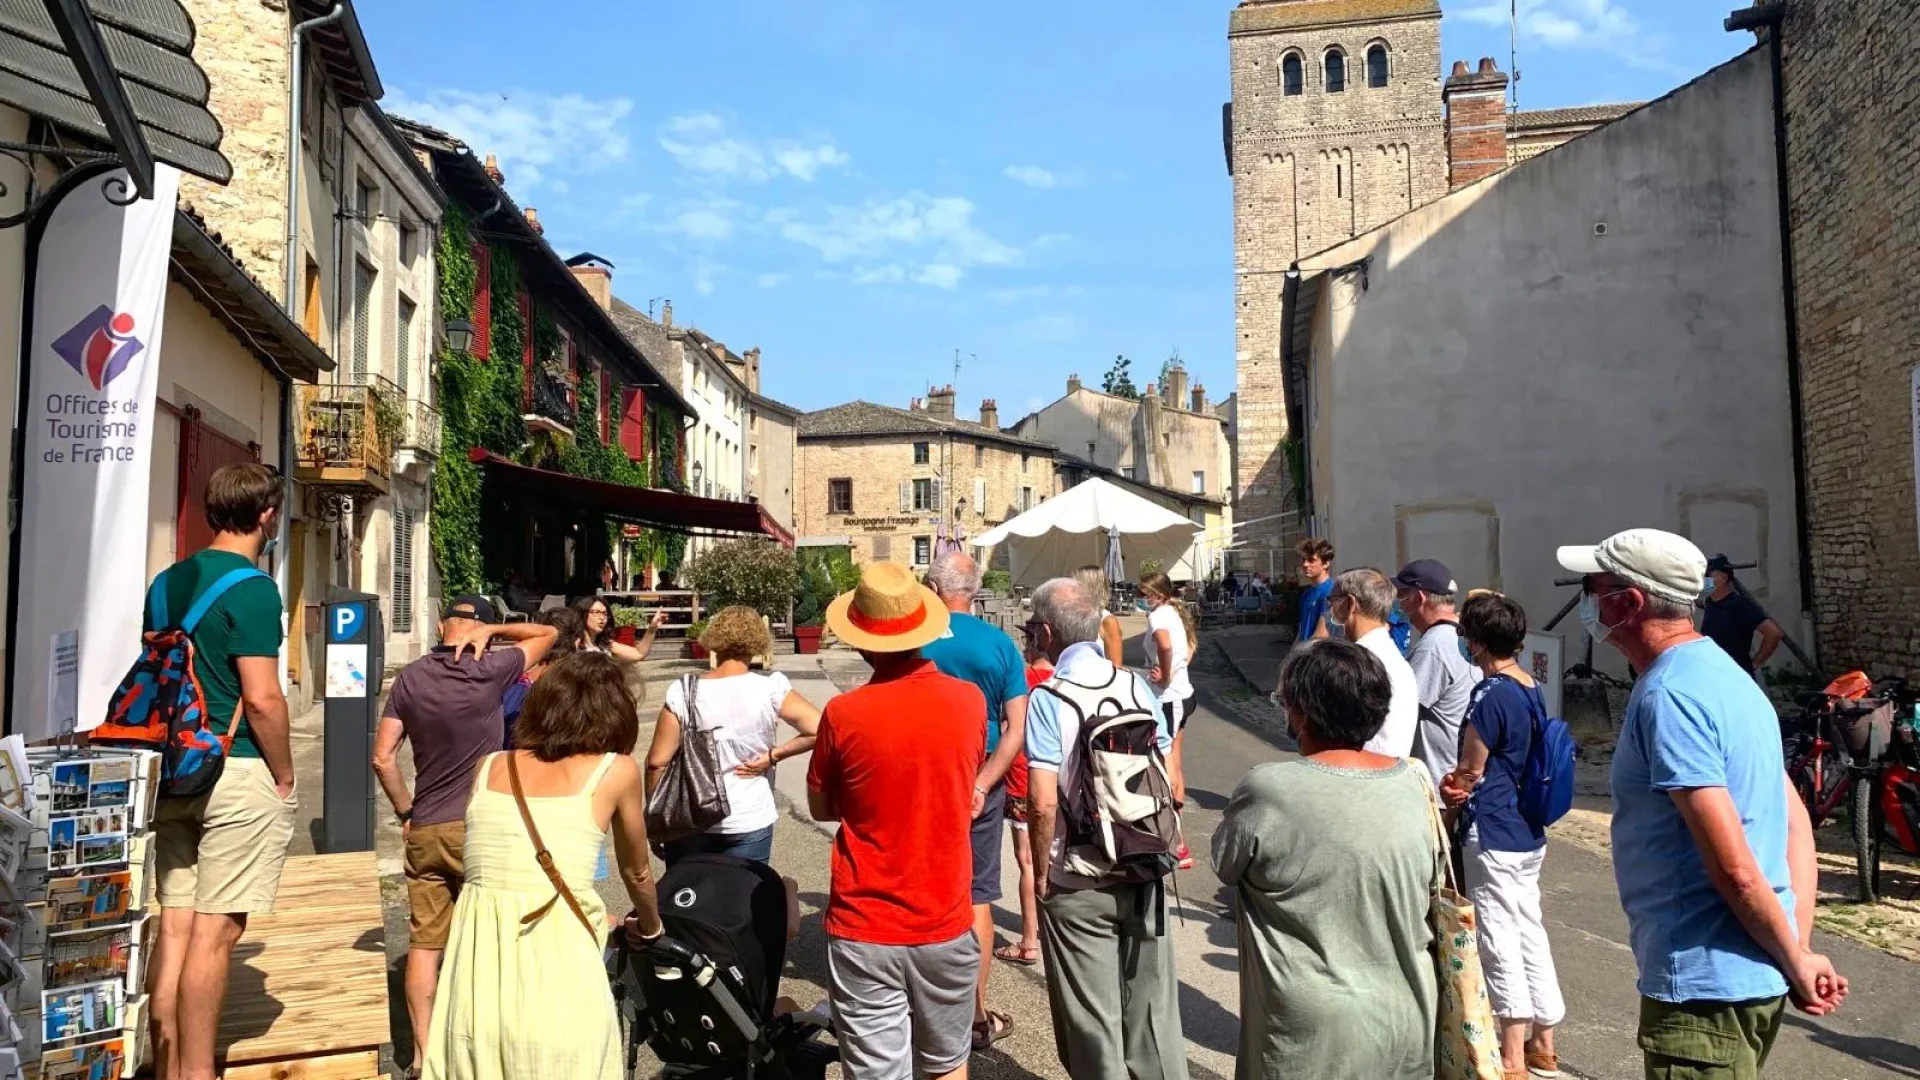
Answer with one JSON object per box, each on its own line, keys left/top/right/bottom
{"left": 1579, "top": 592, "right": 1623, "bottom": 644}
{"left": 1701, "top": 580, "right": 1717, "bottom": 601}
{"left": 1458, "top": 637, "right": 1475, "bottom": 664}
{"left": 261, "top": 537, "right": 278, "bottom": 560}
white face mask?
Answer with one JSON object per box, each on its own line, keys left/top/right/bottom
{"left": 1580, "top": 591, "right": 1625, "bottom": 644}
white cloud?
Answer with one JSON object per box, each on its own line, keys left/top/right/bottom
{"left": 773, "top": 194, "right": 1021, "bottom": 288}
{"left": 1003, "top": 165, "right": 1058, "bottom": 189}
{"left": 1458, "top": 0, "right": 1675, "bottom": 71}
{"left": 756, "top": 272, "right": 789, "bottom": 288}
{"left": 660, "top": 113, "right": 850, "bottom": 183}
{"left": 692, "top": 260, "right": 721, "bottom": 296}
{"left": 386, "top": 89, "right": 633, "bottom": 194}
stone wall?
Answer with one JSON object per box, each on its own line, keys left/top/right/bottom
{"left": 1228, "top": 7, "right": 1447, "bottom": 567}
{"left": 1780, "top": 0, "right": 1920, "bottom": 673}
{"left": 180, "top": 0, "right": 292, "bottom": 288}
{"left": 796, "top": 435, "right": 1055, "bottom": 567}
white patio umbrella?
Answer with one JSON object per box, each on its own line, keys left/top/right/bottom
{"left": 972, "top": 477, "right": 1201, "bottom": 589}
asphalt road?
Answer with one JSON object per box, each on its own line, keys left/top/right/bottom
{"left": 373, "top": 633, "right": 1920, "bottom": 1079}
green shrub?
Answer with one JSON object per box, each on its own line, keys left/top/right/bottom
{"left": 981, "top": 569, "right": 1012, "bottom": 594}
{"left": 685, "top": 539, "right": 800, "bottom": 616}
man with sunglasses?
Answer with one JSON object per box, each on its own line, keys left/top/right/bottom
{"left": 1557, "top": 529, "right": 1843, "bottom": 1080}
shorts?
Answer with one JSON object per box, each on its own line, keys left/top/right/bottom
{"left": 154, "top": 757, "right": 297, "bottom": 916}
{"left": 828, "top": 932, "right": 980, "bottom": 1080}
{"left": 1006, "top": 794, "right": 1031, "bottom": 829}
{"left": 1638, "top": 995, "right": 1784, "bottom": 1079}
{"left": 1161, "top": 698, "right": 1188, "bottom": 736}
{"left": 404, "top": 820, "right": 466, "bottom": 948}
{"left": 660, "top": 824, "right": 776, "bottom": 867}
{"left": 971, "top": 784, "right": 1006, "bottom": 904}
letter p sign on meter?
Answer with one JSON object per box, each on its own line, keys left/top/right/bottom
{"left": 330, "top": 602, "right": 365, "bottom": 644}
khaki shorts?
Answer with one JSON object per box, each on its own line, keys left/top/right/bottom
{"left": 404, "top": 820, "right": 466, "bottom": 949}
{"left": 154, "top": 758, "right": 297, "bottom": 915}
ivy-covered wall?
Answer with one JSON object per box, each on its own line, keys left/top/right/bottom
{"left": 431, "top": 200, "right": 686, "bottom": 595}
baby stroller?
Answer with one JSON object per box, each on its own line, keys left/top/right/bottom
{"left": 607, "top": 854, "right": 837, "bottom": 1080}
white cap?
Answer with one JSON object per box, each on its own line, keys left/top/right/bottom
{"left": 1556, "top": 528, "right": 1706, "bottom": 607}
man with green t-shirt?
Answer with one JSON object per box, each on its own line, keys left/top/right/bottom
{"left": 144, "top": 463, "right": 297, "bottom": 1080}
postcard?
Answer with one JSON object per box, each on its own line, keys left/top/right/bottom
{"left": 47, "top": 813, "right": 125, "bottom": 874}
{"left": 0, "top": 937, "right": 22, "bottom": 992}
{"left": 37, "top": 1037, "right": 123, "bottom": 1080}
{"left": 74, "top": 837, "right": 123, "bottom": 870}
{"left": 82, "top": 761, "right": 130, "bottom": 813}
{"left": 0, "top": 802, "right": 29, "bottom": 885}
{"left": 47, "top": 765, "right": 87, "bottom": 816}
{"left": 44, "top": 925, "right": 134, "bottom": 992}
{"left": 0, "top": 737, "right": 26, "bottom": 815}
{"left": 40, "top": 980, "right": 120, "bottom": 1050}
{"left": 42, "top": 873, "right": 131, "bottom": 935}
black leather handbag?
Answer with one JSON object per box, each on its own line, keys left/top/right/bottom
{"left": 645, "top": 674, "right": 732, "bottom": 843}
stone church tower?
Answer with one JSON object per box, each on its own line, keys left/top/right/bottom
{"left": 1228, "top": 0, "right": 1449, "bottom": 560}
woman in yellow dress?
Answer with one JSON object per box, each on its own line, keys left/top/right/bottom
{"left": 424, "top": 651, "right": 665, "bottom": 1080}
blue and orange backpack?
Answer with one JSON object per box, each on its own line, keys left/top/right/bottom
{"left": 96, "top": 566, "right": 268, "bottom": 797}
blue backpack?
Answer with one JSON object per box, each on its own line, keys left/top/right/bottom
{"left": 97, "top": 566, "right": 270, "bottom": 798}
{"left": 1517, "top": 683, "right": 1577, "bottom": 829}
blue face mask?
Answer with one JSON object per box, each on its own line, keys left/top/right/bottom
{"left": 1458, "top": 637, "right": 1475, "bottom": 664}
{"left": 261, "top": 537, "right": 278, "bottom": 560}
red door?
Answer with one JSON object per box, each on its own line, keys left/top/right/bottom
{"left": 176, "top": 408, "right": 262, "bottom": 556}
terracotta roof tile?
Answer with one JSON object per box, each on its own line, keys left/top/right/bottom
{"left": 800, "top": 401, "right": 1055, "bottom": 451}
{"left": 1509, "top": 103, "right": 1644, "bottom": 130}
{"left": 1230, "top": 0, "right": 1439, "bottom": 34}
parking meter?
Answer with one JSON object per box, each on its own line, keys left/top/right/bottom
{"left": 322, "top": 590, "right": 384, "bottom": 853}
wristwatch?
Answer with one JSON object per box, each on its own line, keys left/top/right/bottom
{"left": 396, "top": 808, "right": 413, "bottom": 824}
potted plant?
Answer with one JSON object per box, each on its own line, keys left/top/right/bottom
{"left": 792, "top": 583, "right": 829, "bottom": 656}
{"left": 790, "top": 553, "right": 855, "bottom": 655}
{"left": 610, "top": 606, "right": 646, "bottom": 647}
{"left": 685, "top": 619, "right": 710, "bottom": 660}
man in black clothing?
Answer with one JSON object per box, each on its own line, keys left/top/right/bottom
{"left": 1700, "top": 555, "right": 1784, "bottom": 675}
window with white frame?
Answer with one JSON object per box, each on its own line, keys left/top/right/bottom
{"left": 1191, "top": 470, "right": 1205, "bottom": 494}
{"left": 913, "top": 441, "right": 931, "bottom": 465}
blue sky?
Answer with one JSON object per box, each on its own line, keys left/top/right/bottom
{"left": 362, "top": 1, "right": 1749, "bottom": 417}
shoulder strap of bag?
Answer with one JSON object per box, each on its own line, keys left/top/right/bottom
{"left": 1411, "top": 765, "right": 1459, "bottom": 898}
{"left": 505, "top": 751, "right": 596, "bottom": 938}
{"left": 178, "top": 567, "right": 270, "bottom": 634}
{"left": 680, "top": 673, "right": 702, "bottom": 733}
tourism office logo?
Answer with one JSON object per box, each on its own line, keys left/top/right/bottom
{"left": 50, "top": 305, "right": 144, "bottom": 391}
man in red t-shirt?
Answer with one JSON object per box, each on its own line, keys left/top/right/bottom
{"left": 809, "top": 562, "right": 984, "bottom": 1080}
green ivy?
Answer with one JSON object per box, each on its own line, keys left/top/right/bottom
{"left": 430, "top": 200, "right": 689, "bottom": 595}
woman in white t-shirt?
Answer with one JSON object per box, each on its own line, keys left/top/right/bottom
{"left": 1140, "top": 570, "right": 1199, "bottom": 869}
{"left": 643, "top": 606, "right": 822, "bottom": 865}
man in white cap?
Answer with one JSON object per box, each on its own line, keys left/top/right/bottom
{"left": 1557, "top": 528, "right": 1843, "bottom": 1080}
{"left": 807, "top": 562, "right": 984, "bottom": 1080}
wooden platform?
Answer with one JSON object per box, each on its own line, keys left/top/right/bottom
{"left": 212, "top": 852, "right": 389, "bottom": 1079}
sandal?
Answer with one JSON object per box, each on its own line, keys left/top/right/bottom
{"left": 993, "top": 941, "right": 1041, "bottom": 966}
{"left": 971, "top": 1010, "right": 1015, "bottom": 1049}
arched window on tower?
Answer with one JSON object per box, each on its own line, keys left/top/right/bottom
{"left": 1281, "top": 53, "right": 1303, "bottom": 96}
{"left": 1367, "top": 43, "right": 1389, "bottom": 88}
{"left": 1325, "top": 49, "right": 1347, "bottom": 93}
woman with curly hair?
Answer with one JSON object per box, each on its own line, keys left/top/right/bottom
{"left": 643, "top": 605, "right": 823, "bottom": 865}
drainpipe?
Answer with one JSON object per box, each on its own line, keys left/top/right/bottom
{"left": 279, "top": 3, "right": 343, "bottom": 694}
{"left": 1727, "top": 3, "right": 1815, "bottom": 653}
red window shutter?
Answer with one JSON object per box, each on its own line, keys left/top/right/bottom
{"left": 519, "top": 292, "right": 534, "bottom": 410}
{"left": 598, "top": 367, "right": 612, "bottom": 442}
{"left": 471, "top": 244, "right": 492, "bottom": 361}
{"left": 619, "top": 387, "right": 646, "bottom": 460}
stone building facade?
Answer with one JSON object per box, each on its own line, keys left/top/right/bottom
{"left": 797, "top": 395, "right": 1058, "bottom": 570}
{"left": 1226, "top": 0, "right": 1634, "bottom": 573}
{"left": 1010, "top": 368, "right": 1231, "bottom": 506}
{"left": 1776, "top": 0, "right": 1920, "bottom": 674}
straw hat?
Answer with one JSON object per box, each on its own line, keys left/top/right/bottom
{"left": 826, "top": 562, "right": 950, "bottom": 653}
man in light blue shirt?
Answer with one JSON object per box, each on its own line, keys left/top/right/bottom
{"left": 1024, "top": 576, "right": 1184, "bottom": 1080}
{"left": 1559, "top": 529, "right": 1844, "bottom": 1080}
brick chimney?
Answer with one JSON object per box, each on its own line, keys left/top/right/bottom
{"left": 980, "top": 399, "right": 999, "bottom": 429}
{"left": 1444, "top": 58, "right": 1510, "bottom": 191}
{"left": 1191, "top": 383, "right": 1207, "bottom": 413}
{"left": 1145, "top": 382, "right": 1158, "bottom": 399}
{"left": 926, "top": 385, "right": 956, "bottom": 420}
{"left": 744, "top": 347, "right": 762, "bottom": 392}
{"left": 483, "top": 153, "right": 504, "bottom": 185}
{"left": 523, "top": 207, "right": 543, "bottom": 235}
{"left": 570, "top": 262, "right": 611, "bottom": 310}
{"left": 1163, "top": 364, "right": 1188, "bottom": 410}
{"left": 1067, "top": 374, "right": 1082, "bottom": 394}
{"left": 660, "top": 300, "right": 673, "bottom": 328}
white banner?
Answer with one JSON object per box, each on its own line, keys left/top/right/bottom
{"left": 11, "top": 166, "right": 179, "bottom": 739}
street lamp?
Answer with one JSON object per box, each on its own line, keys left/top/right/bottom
{"left": 691, "top": 459, "right": 703, "bottom": 495}
{"left": 444, "top": 315, "right": 475, "bottom": 356}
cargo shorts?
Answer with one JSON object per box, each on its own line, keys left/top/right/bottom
{"left": 404, "top": 820, "right": 467, "bottom": 949}
{"left": 1638, "top": 995, "right": 1785, "bottom": 1080}
{"left": 154, "top": 758, "right": 298, "bottom": 916}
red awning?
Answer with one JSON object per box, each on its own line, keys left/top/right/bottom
{"left": 468, "top": 449, "right": 794, "bottom": 548}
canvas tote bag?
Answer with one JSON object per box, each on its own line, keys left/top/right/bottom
{"left": 644, "top": 674, "right": 732, "bottom": 843}
{"left": 1415, "top": 768, "right": 1505, "bottom": 1080}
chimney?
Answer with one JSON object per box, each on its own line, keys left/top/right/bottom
{"left": 523, "top": 207, "right": 544, "bottom": 235}
{"left": 1067, "top": 373, "right": 1082, "bottom": 394}
{"left": 1163, "top": 365, "right": 1188, "bottom": 410}
{"left": 926, "top": 385, "right": 956, "bottom": 421}
{"left": 1191, "top": 383, "right": 1207, "bottom": 413}
{"left": 570, "top": 262, "right": 612, "bottom": 310}
{"left": 744, "top": 347, "right": 762, "bottom": 392}
{"left": 483, "top": 153, "right": 504, "bottom": 185}
{"left": 910, "top": 396, "right": 924, "bottom": 412}
{"left": 980, "top": 399, "right": 999, "bottom": 429}
{"left": 661, "top": 300, "right": 673, "bottom": 328}
{"left": 1144, "top": 382, "right": 1158, "bottom": 400}
{"left": 1443, "top": 58, "right": 1511, "bottom": 191}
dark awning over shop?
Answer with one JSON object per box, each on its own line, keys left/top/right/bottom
{"left": 0, "top": 0, "right": 234, "bottom": 189}
{"left": 469, "top": 449, "right": 795, "bottom": 548}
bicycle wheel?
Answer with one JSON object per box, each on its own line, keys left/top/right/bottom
{"left": 1853, "top": 771, "right": 1880, "bottom": 904}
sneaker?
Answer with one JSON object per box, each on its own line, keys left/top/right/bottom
{"left": 1526, "top": 1050, "right": 1561, "bottom": 1078}
{"left": 1175, "top": 844, "right": 1195, "bottom": 871}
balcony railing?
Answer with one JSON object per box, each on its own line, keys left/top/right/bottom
{"left": 399, "top": 398, "right": 442, "bottom": 459}
{"left": 295, "top": 375, "right": 399, "bottom": 492}
{"left": 525, "top": 364, "right": 576, "bottom": 436}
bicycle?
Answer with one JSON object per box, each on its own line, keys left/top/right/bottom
{"left": 1779, "top": 671, "right": 1884, "bottom": 828}
{"left": 1855, "top": 685, "right": 1920, "bottom": 903}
